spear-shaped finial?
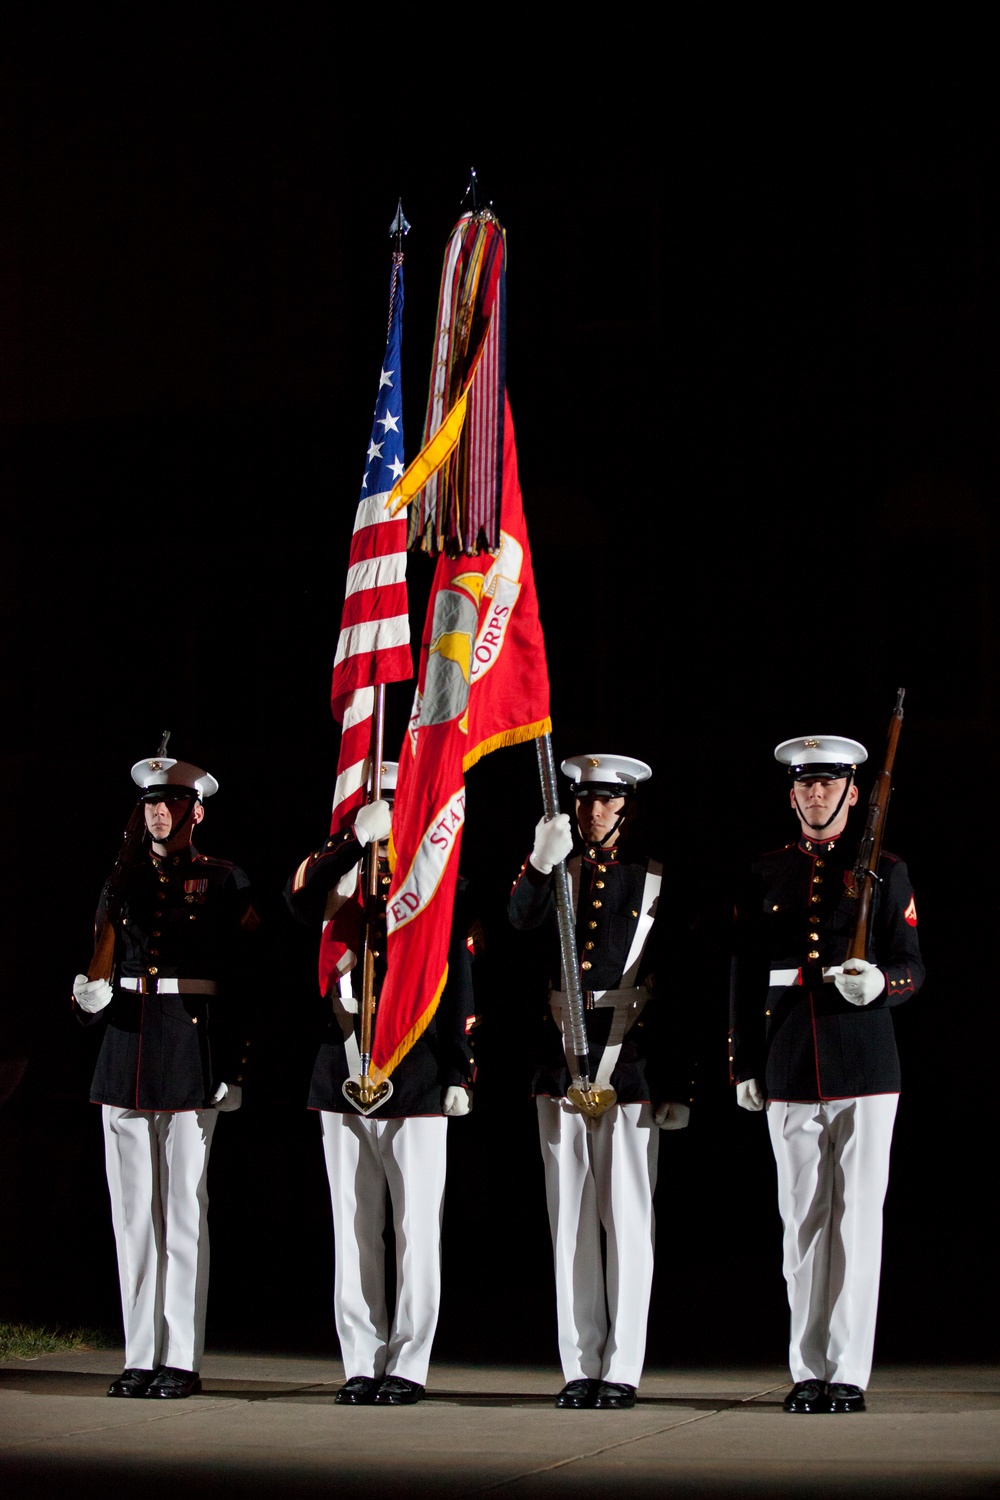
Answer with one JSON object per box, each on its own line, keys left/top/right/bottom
{"left": 389, "top": 199, "right": 411, "bottom": 250}
{"left": 461, "top": 168, "right": 479, "bottom": 212}
{"left": 157, "top": 729, "right": 171, "bottom": 757}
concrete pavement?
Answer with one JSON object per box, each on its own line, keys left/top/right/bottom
{"left": 2, "top": 1352, "right": 998, "bottom": 1498}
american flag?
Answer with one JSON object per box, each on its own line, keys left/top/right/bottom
{"left": 328, "top": 256, "right": 412, "bottom": 836}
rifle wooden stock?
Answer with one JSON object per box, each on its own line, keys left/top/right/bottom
{"left": 845, "top": 690, "right": 905, "bottom": 966}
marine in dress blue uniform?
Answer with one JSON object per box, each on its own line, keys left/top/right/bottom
{"left": 284, "top": 765, "right": 476, "bottom": 1406}
{"left": 730, "top": 735, "right": 924, "bottom": 1414}
{"left": 73, "top": 753, "right": 257, "bottom": 1400}
{"left": 509, "top": 754, "right": 691, "bottom": 1411}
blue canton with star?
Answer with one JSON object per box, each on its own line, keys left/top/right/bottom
{"left": 361, "top": 265, "right": 405, "bottom": 497}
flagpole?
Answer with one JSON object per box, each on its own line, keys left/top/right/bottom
{"left": 340, "top": 202, "right": 411, "bottom": 1116}
{"left": 535, "top": 735, "right": 616, "bottom": 1117}
{"left": 355, "top": 688, "right": 385, "bottom": 1088}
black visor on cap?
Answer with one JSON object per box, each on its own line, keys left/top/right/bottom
{"left": 575, "top": 782, "right": 634, "bottom": 800}
{"left": 139, "top": 787, "right": 199, "bottom": 803}
{"left": 789, "top": 762, "right": 856, "bottom": 781}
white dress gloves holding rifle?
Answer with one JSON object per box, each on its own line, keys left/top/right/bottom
{"left": 829, "top": 959, "right": 885, "bottom": 1006}
{"left": 73, "top": 975, "right": 113, "bottom": 1013}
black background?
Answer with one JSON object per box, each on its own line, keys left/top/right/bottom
{"left": 0, "top": 13, "right": 995, "bottom": 1368}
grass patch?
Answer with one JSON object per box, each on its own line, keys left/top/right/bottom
{"left": 0, "top": 1322, "right": 118, "bottom": 1361}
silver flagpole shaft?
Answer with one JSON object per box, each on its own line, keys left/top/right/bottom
{"left": 535, "top": 733, "right": 591, "bottom": 1079}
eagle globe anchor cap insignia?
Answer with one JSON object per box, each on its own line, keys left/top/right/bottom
{"left": 773, "top": 735, "right": 868, "bottom": 780}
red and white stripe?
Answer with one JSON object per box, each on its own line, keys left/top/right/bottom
{"left": 328, "top": 487, "right": 410, "bottom": 836}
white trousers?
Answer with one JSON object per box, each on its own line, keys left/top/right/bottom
{"left": 767, "top": 1094, "right": 898, "bottom": 1389}
{"left": 102, "top": 1105, "right": 218, "bottom": 1372}
{"left": 536, "top": 1097, "right": 659, "bottom": 1387}
{"left": 319, "top": 1111, "right": 448, "bottom": 1385}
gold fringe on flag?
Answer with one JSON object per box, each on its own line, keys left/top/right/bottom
{"left": 368, "top": 963, "right": 449, "bottom": 1087}
{"left": 462, "top": 717, "right": 553, "bottom": 774}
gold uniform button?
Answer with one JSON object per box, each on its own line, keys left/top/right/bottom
{"left": 765, "top": 1009, "right": 771, "bottom": 1016}
{"left": 581, "top": 961, "right": 593, "bottom": 971}
{"left": 808, "top": 950, "right": 820, "bottom": 960}
{"left": 382, "top": 876, "right": 391, "bottom": 886}
{"left": 631, "top": 909, "right": 638, "bottom": 917}
{"left": 811, "top": 895, "right": 821, "bottom": 904}
{"left": 595, "top": 880, "right": 605, "bottom": 889}
{"left": 809, "top": 932, "right": 819, "bottom": 941}
{"left": 588, "top": 848, "right": 597, "bottom": 858}
{"left": 816, "top": 859, "right": 825, "bottom": 868}
{"left": 772, "top": 904, "right": 780, "bottom": 912}
{"left": 189, "top": 914, "right": 197, "bottom": 921}
{"left": 236, "top": 1074, "right": 243, "bottom": 1082}
{"left": 584, "top": 941, "right": 595, "bottom": 950}
{"left": 812, "top": 876, "right": 823, "bottom": 886}
{"left": 152, "top": 931, "right": 161, "bottom": 939}
{"left": 184, "top": 894, "right": 195, "bottom": 904}
{"left": 588, "top": 920, "right": 598, "bottom": 929}
{"left": 598, "top": 865, "right": 607, "bottom": 873}
{"left": 150, "top": 948, "right": 159, "bottom": 957}
{"left": 192, "top": 1016, "right": 198, "bottom": 1024}
{"left": 159, "top": 876, "right": 169, "bottom": 885}
{"left": 148, "top": 966, "right": 158, "bottom": 977}
{"left": 592, "top": 900, "right": 602, "bottom": 909}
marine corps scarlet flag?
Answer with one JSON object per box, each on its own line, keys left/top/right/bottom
{"left": 370, "top": 396, "right": 550, "bottom": 1079}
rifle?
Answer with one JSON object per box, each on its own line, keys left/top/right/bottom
{"left": 844, "top": 690, "right": 905, "bottom": 968}
{"left": 87, "top": 732, "right": 169, "bottom": 981}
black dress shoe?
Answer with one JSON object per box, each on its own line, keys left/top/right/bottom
{"left": 108, "top": 1368, "right": 156, "bottom": 1398}
{"left": 592, "top": 1381, "right": 636, "bottom": 1409}
{"left": 374, "top": 1375, "right": 424, "bottom": 1405}
{"left": 555, "top": 1378, "right": 601, "bottom": 1409}
{"left": 147, "top": 1366, "right": 203, "bottom": 1399}
{"left": 783, "top": 1379, "right": 830, "bottom": 1413}
{"left": 335, "top": 1376, "right": 380, "bottom": 1406}
{"left": 827, "top": 1382, "right": 866, "bottom": 1413}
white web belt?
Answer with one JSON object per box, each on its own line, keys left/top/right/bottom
{"left": 119, "top": 977, "right": 217, "bottom": 995}
{"left": 768, "top": 967, "right": 842, "bottom": 987}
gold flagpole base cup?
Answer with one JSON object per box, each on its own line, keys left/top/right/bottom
{"left": 343, "top": 1076, "right": 394, "bottom": 1116}
{"left": 566, "top": 1084, "right": 617, "bottom": 1118}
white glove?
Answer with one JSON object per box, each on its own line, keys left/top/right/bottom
{"left": 737, "top": 1079, "right": 764, "bottom": 1111}
{"left": 654, "top": 1101, "right": 690, "bottom": 1131}
{"left": 212, "top": 1082, "right": 242, "bottom": 1112}
{"left": 73, "top": 974, "right": 113, "bottom": 1013}
{"left": 529, "top": 812, "right": 573, "bottom": 874}
{"left": 442, "top": 1085, "right": 471, "bottom": 1117}
{"left": 353, "top": 799, "right": 392, "bottom": 848}
{"left": 830, "top": 959, "right": 885, "bottom": 1007}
